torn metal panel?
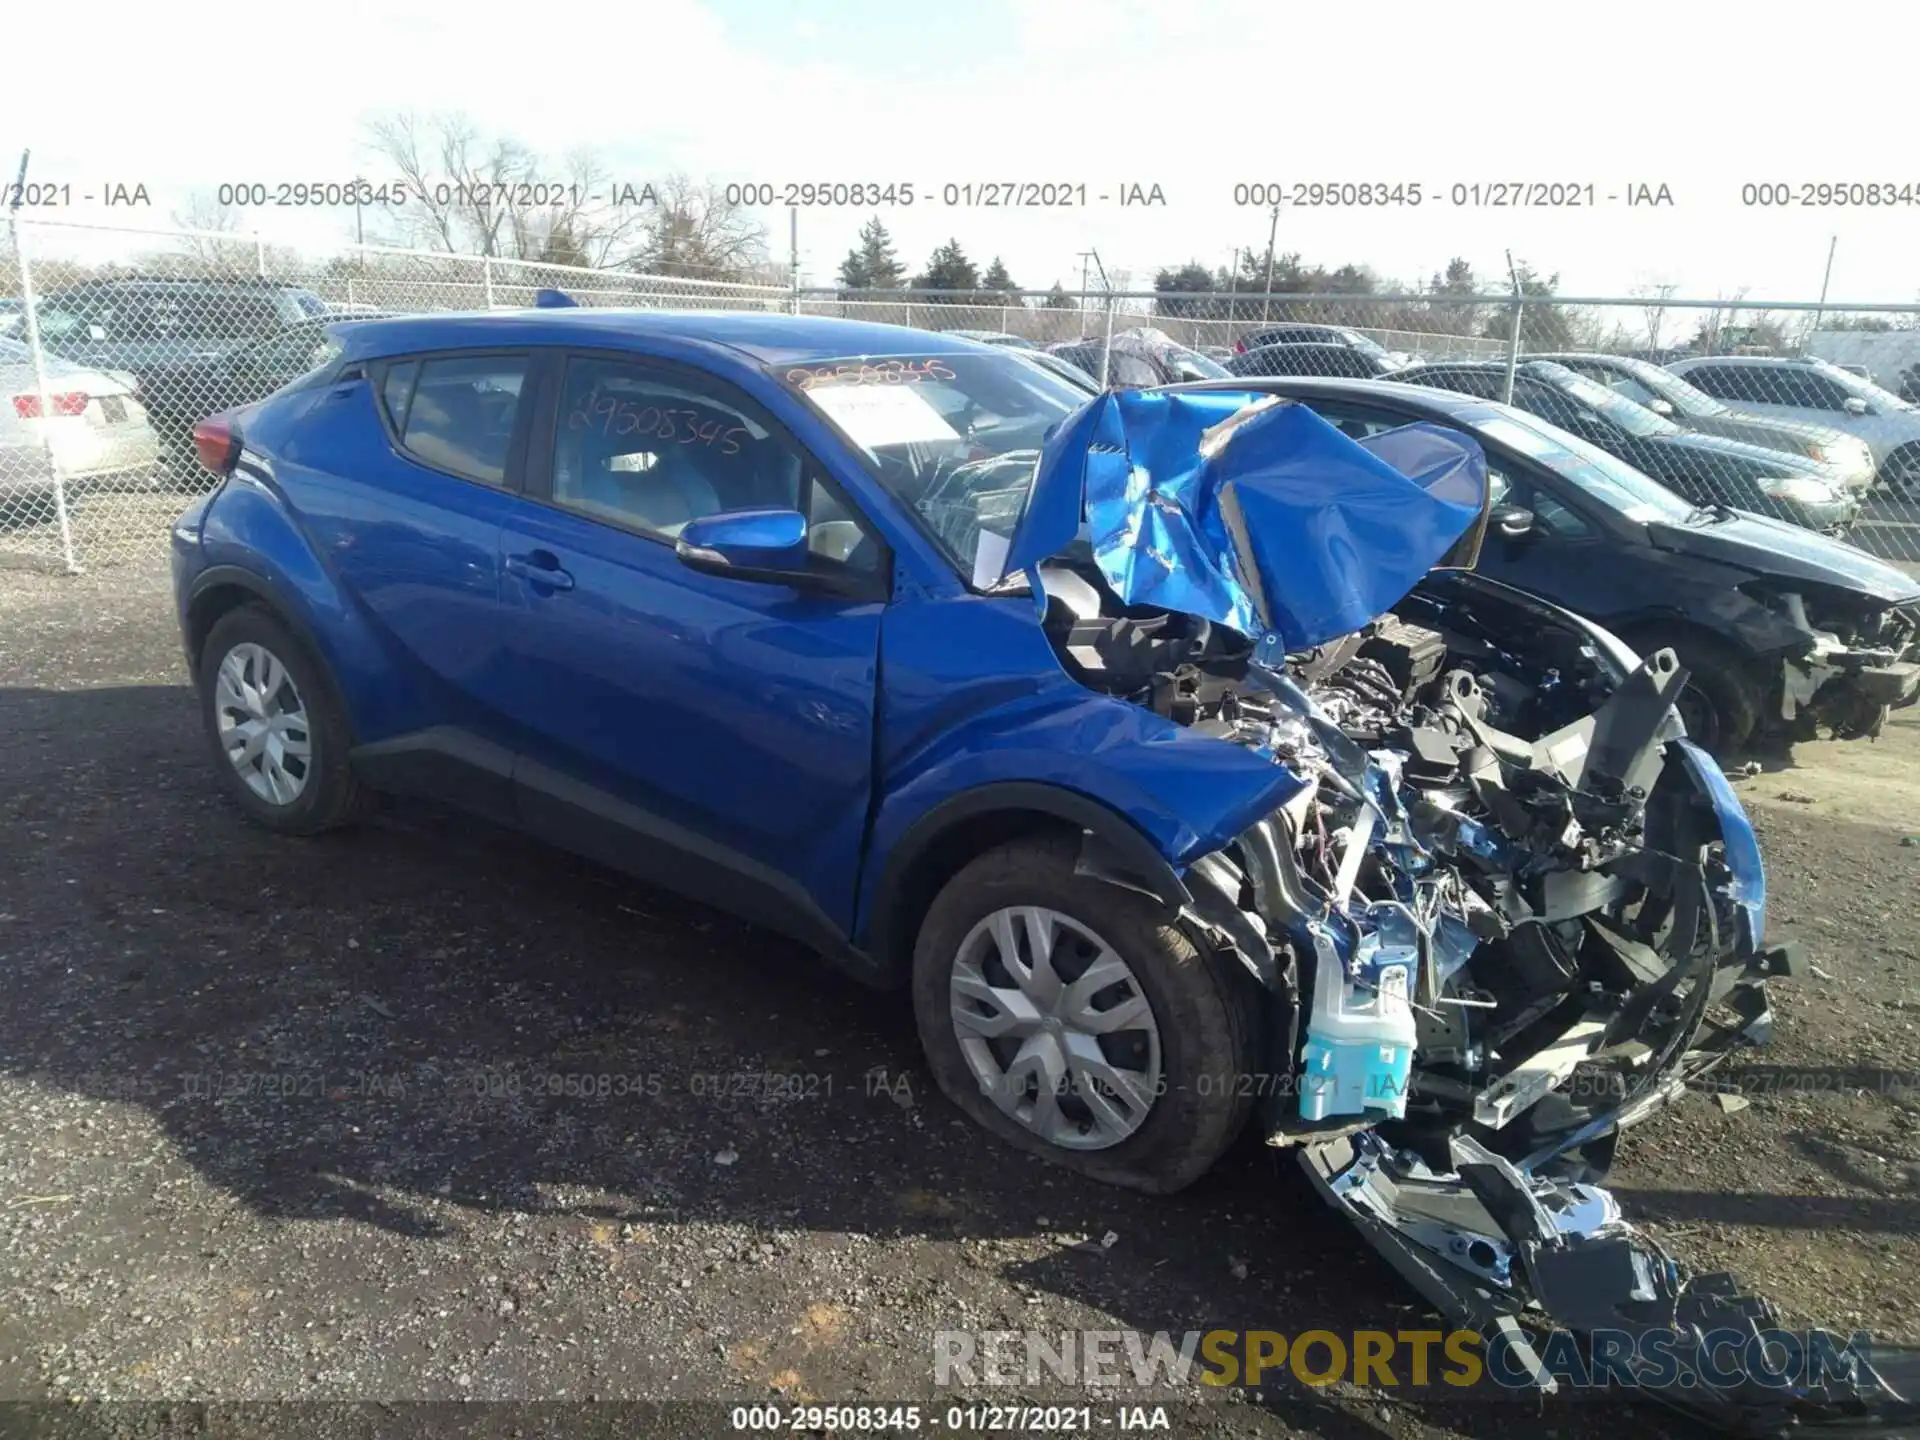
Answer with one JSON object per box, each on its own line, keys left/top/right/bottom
{"left": 1003, "top": 391, "right": 1488, "bottom": 649}
{"left": 1305, "top": 1132, "right": 1920, "bottom": 1433}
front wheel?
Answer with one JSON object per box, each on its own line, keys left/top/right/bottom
{"left": 910, "top": 833, "right": 1259, "bottom": 1194}
{"left": 1630, "top": 631, "right": 1765, "bottom": 757}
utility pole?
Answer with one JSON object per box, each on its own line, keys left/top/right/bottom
{"left": 1077, "top": 250, "right": 1094, "bottom": 318}
{"left": 1501, "top": 250, "right": 1524, "bottom": 405}
{"left": 1811, "top": 235, "right": 1838, "bottom": 342}
{"left": 789, "top": 207, "right": 800, "bottom": 315}
{"left": 1260, "top": 203, "right": 1278, "bottom": 325}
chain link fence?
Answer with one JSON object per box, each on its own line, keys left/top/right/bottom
{"left": 4, "top": 216, "right": 1918, "bottom": 574}
{"left": 0, "top": 218, "right": 790, "bottom": 572}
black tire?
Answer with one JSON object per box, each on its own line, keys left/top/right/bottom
{"left": 1629, "top": 631, "right": 1764, "bottom": 756}
{"left": 197, "top": 603, "right": 366, "bottom": 835}
{"left": 910, "top": 832, "right": 1259, "bottom": 1194}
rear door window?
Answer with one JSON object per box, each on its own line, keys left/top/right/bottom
{"left": 1684, "top": 365, "right": 1750, "bottom": 402}
{"left": 389, "top": 354, "right": 530, "bottom": 487}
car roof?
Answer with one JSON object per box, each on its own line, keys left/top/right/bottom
{"left": 329, "top": 309, "right": 992, "bottom": 367}
{"left": 1243, "top": 341, "right": 1358, "bottom": 353}
{"left": 1670, "top": 354, "right": 1816, "bottom": 367}
{"left": 1176, "top": 375, "right": 1495, "bottom": 415}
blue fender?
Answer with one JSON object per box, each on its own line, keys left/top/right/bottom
{"left": 854, "top": 589, "right": 1305, "bottom": 952}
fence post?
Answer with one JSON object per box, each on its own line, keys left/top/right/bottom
{"left": 1099, "top": 285, "right": 1116, "bottom": 388}
{"left": 1501, "top": 250, "right": 1524, "bottom": 405}
{"left": 482, "top": 254, "right": 495, "bottom": 311}
{"left": 8, "top": 217, "right": 80, "bottom": 574}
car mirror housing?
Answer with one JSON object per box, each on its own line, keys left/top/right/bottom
{"left": 1649, "top": 398, "right": 1675, "bottom": 417}
{"left": 1843, "top": 396, "right": 1870, "bottom": 416}
{"left": 676, "top": 508, "right": 810, "bottom": 577}
{"left": 1491, "top": 504, "right": 1536, "bottom": 539}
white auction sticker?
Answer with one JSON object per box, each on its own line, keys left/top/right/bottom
{"left": 810, "top": 383, "right": 962, "bottom": 448}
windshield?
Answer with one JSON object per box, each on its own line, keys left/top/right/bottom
{"left": 780, "top": 351, "right": 1087, "bottom": 583}
{"left": 1469, "top": 406, "right": 1697, "bottom": 524}
{"left": 1551, "top": 368, "right": 1680, "bottom": 438}
{"left": 1339, "top": 329, "right": 1395, "bottom": 364}
{"left": 1167, "top": 347, "right": 1232, "bottom": 380}
{"left": 1809, "top": 356, "right": 1915, "bottom": 411}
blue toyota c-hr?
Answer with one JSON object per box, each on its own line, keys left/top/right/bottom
{"left": 170, "top": 302, "right": 1777, "bottom": 1222}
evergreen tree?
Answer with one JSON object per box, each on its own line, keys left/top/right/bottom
{"left": 912, "top": 239, "right": 980, "bottom": 303}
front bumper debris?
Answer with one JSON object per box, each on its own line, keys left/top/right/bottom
{"left": 1303, "top": 1132, "right": 1920, "bottom": 1434}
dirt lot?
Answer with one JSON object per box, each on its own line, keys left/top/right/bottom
{"left": 2, "top": 557, "right": 1918, "bottom": 1439}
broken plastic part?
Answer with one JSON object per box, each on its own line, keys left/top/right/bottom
{"left": 1304, "top": 1131, "right": 1920, "bottom": 1433}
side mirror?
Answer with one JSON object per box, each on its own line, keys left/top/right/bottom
{"left": 87, "top": 323, "right": 107, "bottom": 342}
{"left": 1492, "top": 504, "right": 1536, "bottom": 539}
{"left": 1648, "top": 398, "right": 1675, "bottom": 417}
{"left": 676, "top": 508, "right": 810, "bottom": 580}
{"left": 1843, "top": 396, "right": 1869, "bottom": 416}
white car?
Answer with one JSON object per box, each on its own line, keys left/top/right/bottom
{"left": 1667, "top": 354, "right": 1920, "bottom": 492}
{"left": 0, "top": 337, "right": 161, "bottom": 506}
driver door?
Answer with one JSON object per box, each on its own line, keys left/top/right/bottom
{"left": 487, "top": 350, "right": 889, "bottom": 944}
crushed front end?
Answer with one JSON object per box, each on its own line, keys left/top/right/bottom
{"left": 1008, "top": 390, "right": 1917, "bottom": 1432}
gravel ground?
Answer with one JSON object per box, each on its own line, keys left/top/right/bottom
{"left": 2, "top": 556, "right": 1918, "bottom": 1439}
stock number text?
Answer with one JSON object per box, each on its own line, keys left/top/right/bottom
{"left": 1743, "top": 181, "right": 1920, "bottom": 208}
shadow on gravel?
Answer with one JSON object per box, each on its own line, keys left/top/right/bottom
{"left": 1, "top": 683, "right": 1703, "bottom": 1437}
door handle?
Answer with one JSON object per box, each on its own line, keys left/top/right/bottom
{"left": 505, "top": 551, "right": 575, "bottom": 591}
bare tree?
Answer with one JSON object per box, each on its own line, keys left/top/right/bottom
{"left": 1690, "top": 288, "right": 1750, "bottom": 356}
{"left": 361, "top": 112, "right": 654, "bottom": 267}
{"left": 166, "top": 192, "right": 251, "bottom": 275}
{"left": 632, "top": 173, "right": 770, "bottom": 281}
{"left": 1632, "top": 278, "right": 1679, "bottom": 354}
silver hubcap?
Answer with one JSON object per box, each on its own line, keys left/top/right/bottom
{"left": 949, "top": 906, "right": 1162, "bottom": 1151}
{"left": 214, "top": 642, "right": 312, "bottom": 806}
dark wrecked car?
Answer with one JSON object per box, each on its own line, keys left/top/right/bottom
{"left": 1188, "top": 374, "right": 1920, "bottom": 755}
{"left": 169, "top": 313, "right": 1915, "bottom": 1432}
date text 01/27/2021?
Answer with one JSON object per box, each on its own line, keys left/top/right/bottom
{"left": 728, "top": 1404, "right": 1174, "bottom": 1432}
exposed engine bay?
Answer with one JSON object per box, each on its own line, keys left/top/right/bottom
{"left": 1041, "top": 555, "right": 1778, "bottom": 1173}
{"left": 1005, "top": 390, "right": 1918, "bottom": 1430}
{"left": 1035, "top": 558, "right": 1920, "bottom": 1430}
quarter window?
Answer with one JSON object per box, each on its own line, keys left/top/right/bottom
{"left": 392, "top": 354, "right": 529, "bottom": 486}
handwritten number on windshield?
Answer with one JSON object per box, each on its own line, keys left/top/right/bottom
{"left": 788, "top": 358, "right": 957, "bottom": 390}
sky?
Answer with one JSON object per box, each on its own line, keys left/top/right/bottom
{"left": 4, "top": 0, "right": 1918, "bottom": 306}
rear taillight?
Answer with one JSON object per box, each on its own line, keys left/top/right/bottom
{"left": 12, "top": 391, "right": 89, "bottom": 418}
{"left": 192, "top": 414, "right": 242, "bottom": 476}
{"left": 1233, "top": 339, "right": 1247, "bottom": 354}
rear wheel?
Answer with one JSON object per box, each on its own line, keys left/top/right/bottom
{"left": 197, "top": 604, "right": 365, "bottom": 834}
{"left": 911, "top": 833, "right": 1258, "bottom": 1194}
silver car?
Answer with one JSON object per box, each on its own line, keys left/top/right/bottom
{"left": 0, "top": 337, "right": 161, "bottom": 507}
{"left": 1534, "top": 351, "right": 1877, "bottom": 491}
{"left": 1667, "top": 354, "right": 1920, "bottom": 492}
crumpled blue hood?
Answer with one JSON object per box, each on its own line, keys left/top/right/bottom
{"left": 1002, "top": 391, "right": 1490, "bottom": 651}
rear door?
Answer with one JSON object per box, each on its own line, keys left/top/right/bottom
{"left": 487, "top": 348, "right": 888, "bottom": 944}
{"left": 281, "top": 347, "right": 538, "bottom": 819}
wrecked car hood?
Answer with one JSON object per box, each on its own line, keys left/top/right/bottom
{"left": 1003, "top": 390, "right": 1491, "bottom": 649}
{"left": 1647, "top": 511, "right": 1920, "bottom": 606}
